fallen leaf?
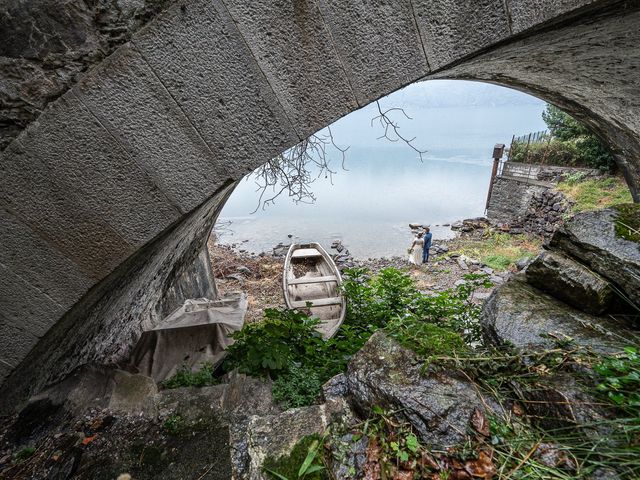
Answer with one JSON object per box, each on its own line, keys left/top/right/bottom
{"left": 90, "top": 417, "right": 104, "bottom": 431}
{"left": 363, "top": 438, "right": 382, "bottom": 480}
{"left": 535, "top": 443, "right": 577, "bottom": 471}
{"left": 464, "top": 450, "right": 496, "bottom": 479}
{"left": 512, "top": 402, "right": 525, "bottom": 416}
{"left": 421, "top": 451, "right": 440, "bottom": 470}
{"left": 393, "top": 470, "right": 414, "bottom": 480}
{"left": 470, "top": 408, "right": 490, "bottom": 437}
{"left": 81, "top": 434, "right": 97, "bottom": 446}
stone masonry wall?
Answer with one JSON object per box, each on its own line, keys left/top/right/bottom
{"left": 0, "top": 0, "right": 175, "bottom": 150}
{"left": 486, "top": 175, "right": 573, "bottom": 236}
{"left": 486, "top": 176, "right": 550, "bottom": 225}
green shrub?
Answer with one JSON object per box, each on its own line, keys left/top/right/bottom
{"left": 224, "top": 267, "right": 486, "bottom": 409}
{"left": 163, "top": 362, "right": 219, "bottom": 389}
{"left": 510, "top": 138, "right": 580, "bottom": 166}
{"left": 386, "top": 319, "right": 467, "bottom": 358}
{"left": 510, "top": 105, "right": 616, "bottom": 171}
{"left": 272, "top": 364, "right": 324, "bottom": 409}
{"left": 224, "top": 309, "right": 324, "bottom": 378}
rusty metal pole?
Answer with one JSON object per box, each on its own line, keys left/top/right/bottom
{"left": 485, "top": 143, "right": 505, "bottom": 213}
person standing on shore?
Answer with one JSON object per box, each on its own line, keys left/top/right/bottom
{"left": 422, "top": 227, "right": 433, "bottom": 263}
{"left": 408, "top": 232, "right": 424, "bottom": 265}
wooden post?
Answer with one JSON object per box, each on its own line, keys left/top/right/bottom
{"left": 485, "top": 144, "right": 505, "bottom": 212}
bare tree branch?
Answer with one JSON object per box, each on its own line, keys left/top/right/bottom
{"left": 250, "top": 126, "right": 349, "bottom": 212}
{"left": 371, "top": 101, "right": 427, "bottom": 161}
{"left": 250, "top": 103, "right": 425, "bottom": 211}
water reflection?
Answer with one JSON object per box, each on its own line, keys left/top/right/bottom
{"left": 216, "top": 82, "right": 547, "bottom": 259}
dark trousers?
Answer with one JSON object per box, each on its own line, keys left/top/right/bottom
{"left": 422, "top": 248, "right": 430, "bottom": 263}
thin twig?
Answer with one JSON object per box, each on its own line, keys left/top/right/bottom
{"left": 371, "top": 101, "right": 427, "bottom": 161}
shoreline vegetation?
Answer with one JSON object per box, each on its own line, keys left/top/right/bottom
{"left": 196, "top": 174, "right": 637, "bottom": 479}
{"left": 201, "top": 224, "right": 639, "bottom": 479}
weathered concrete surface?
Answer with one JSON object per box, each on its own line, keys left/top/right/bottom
{"left": 0, "top": 0, "right": 175, "bottom": 150}
{"left": 223, "top": 0, "right": 358, "bottom": 137}
{"left": 317, "top": 0, "right": 429, "bottom": 105}
{"left": 431, "top": 5, "right": 640, "bottom": 200}
{"left": 1, "top": 0, "right": 639, "bottom": 401}
{"left": 526, "top": 250, "right": 614, "bottom": 314}
{"left": 414, "top": 0, "right": 511, "bottom": 70}
{"left": 0, "top": 183, "right": 235, "bottom": 411}
{"left": 131, "top": 0, "right": 299, "bottom": 172}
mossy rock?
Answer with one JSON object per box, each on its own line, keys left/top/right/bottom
{"left": 263, "top": 434, "right": 328, "bottom": 480}
{"left": 613, "top": 203, "right": 640, "bottom": 243}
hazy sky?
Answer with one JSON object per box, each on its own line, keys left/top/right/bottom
{"left": 391, "top": 79, "right": 544, "bottom": 108}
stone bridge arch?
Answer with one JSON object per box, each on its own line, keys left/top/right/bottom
{"left": 1, "top": 0, "right": 638, "bottom": 408}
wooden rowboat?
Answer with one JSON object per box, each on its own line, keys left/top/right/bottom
{"left": 283, "top": 242, "right": 346, "bottom": 339}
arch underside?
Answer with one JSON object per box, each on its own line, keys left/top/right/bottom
{"left": 0, "top": 0, "right": 638, "bottom": 408}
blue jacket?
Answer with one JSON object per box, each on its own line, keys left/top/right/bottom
{"left": 424, "top": 232, "right": 433, "bottom": 249}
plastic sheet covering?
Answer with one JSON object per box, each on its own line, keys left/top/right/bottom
{"left": 129, "top": 292, "right": 247, "bottom": 382}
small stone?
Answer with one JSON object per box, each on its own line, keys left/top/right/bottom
{"left": 489, "top": 275, "right": 504, "bottom": 284}
{"left": 457, "top": 258, "right": 468, "bottom": 270}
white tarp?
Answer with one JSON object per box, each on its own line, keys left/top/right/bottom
{"left": 129, "top": 292, "right": 247, "bottom": 382}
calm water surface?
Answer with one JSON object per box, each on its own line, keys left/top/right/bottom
{"left": 216, "top": 82, "right": 547, "bottom": 258}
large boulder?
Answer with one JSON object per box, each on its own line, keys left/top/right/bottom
{"left": 548, "top": 207, "right": 640, "bottom": 307}
{"left": 231, "top": 398, "right": 354, "bottom": 480}
{"left": 345, "top": 332, "right": 497, "bottom": 448}
{"left": 481, "top": 276, "right": 632, "bottom": 353}
{"left": 526, "top": 250, "right": 614, "bottom": 314}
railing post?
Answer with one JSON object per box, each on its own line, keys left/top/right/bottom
{"left": 485, "top": 143, "right": 506, "bottom": 213}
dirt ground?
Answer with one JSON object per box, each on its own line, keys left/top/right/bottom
{"left": 206, "top": 231, "right": 519, "bottom": 324}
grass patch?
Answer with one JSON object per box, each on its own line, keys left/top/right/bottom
{"left": 612, "top": 204, "right": 640, "bottom": 243}
{"left": 557, "top": 176, "right": 632, "bottom": 213}
{"left": 450, "top": 232, "right": 542, "bottom": 271}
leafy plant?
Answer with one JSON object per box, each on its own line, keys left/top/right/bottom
{"left": 224, "top": 308, "right": 323, "bottom": 378}
{"left": 163, "top": 414, "right": 185, "bottom": 434}
{"left": 594, "top": 346, "right": 640, "bottom": 413}
{"left": 272, "top": 364, "right": 324, "bottom": 409}
{"left": 163, "top": 362, "right": 219, "bottom": 389}
{"left": 542, "top": 104, "right": 615, "bottom": 171}
{"left": 224, "top": 267, "right": 488, "bottom": 409}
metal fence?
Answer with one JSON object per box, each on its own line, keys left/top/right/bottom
{"left": 506, "top": 130, "right": 550, "bottom": 163}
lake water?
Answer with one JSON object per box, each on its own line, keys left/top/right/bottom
{"left": 215, "top": 82, "right": 547, "bottom": 258}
